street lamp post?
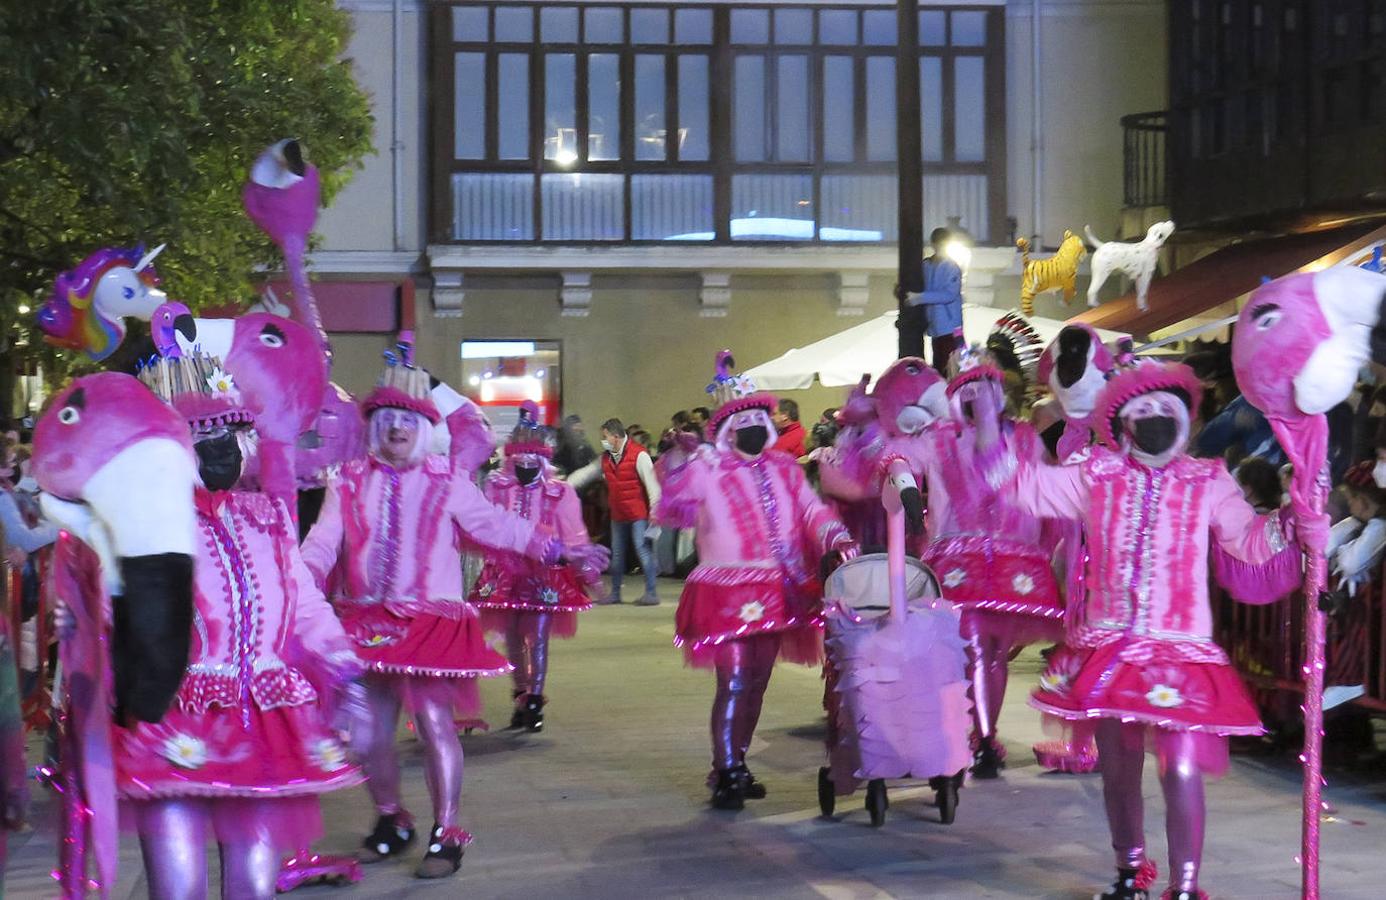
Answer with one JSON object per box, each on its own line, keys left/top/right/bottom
{"left": 895, "top": 0, "right": 924, "bottom": 360}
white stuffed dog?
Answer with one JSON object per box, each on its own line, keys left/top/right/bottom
{"left": 1085, "top": 220, "right": 1175, "bottom": 312}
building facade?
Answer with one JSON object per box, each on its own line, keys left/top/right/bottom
{"left": 316, "top": 0, "right": 1166, "bottom": 428}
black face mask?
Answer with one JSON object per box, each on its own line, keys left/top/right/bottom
{"left": 1130, "top": 416, "right": 1179, "bottom": 456}
{"left": 515, "top": 464, "right": 540, "bottom": 485}
{"left": 195, "top": 432, "right": 243, "bottom": 492}
{"left": 734, "top": 425, "right": 770, "bottom": 456}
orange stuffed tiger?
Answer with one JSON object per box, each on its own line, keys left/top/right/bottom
{"left": 1017, "top": 230, "right": 1086, "bottom": 316}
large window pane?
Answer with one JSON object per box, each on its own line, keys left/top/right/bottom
{"left": 919, "top": 11, "right": 947, "bottom": 46}
{"left": 584, "top": 7, "right": 623, "bottom": 43}
{"left": 675, "top": 8, "right": 712, "bottom": 44}
{"left": 452, "top": 6, "right": 487, "bottom": 42}
{"left": 635, "top": 55, "right": 666, "bottom": 161}
{"left": 820, "top": 9, "right": 858, "bottom": 45}
{"left": 631, "top": 175, "right": 714, "bottom": 240}
{"left": 494, "top": 7, "right": 533, "bottom": 43}
{"left": 731, "top": 174, "right": 814, "bottom": 240}
{"left": 734, "top": 56, "right": 767, "bottom": 161}
{"left": 541, "top": 174, "right": 624, "bottom": 240}
{"left": 775, "top": 8, "right": 813, "bottom": 44}
{"left": 541, "top": 7, "right": 578, "bottom": 43}
{"left": 923, "top": 174, "right": 988, "bottom": 240}
{"left": 545, "top": 54, "right": 577, "bottom": 163}
{"left": 498, "top": 54, "right": 529, "bottom": 160}
{"left": 452, "top": 173, "right": 534, "bottom": 241}
{"left": 630, "top": 8, "right": 668, "bottom": 44}
{"left": 823, "top": 56, "right": 855, "bottom": 161}
{"left": 588, "top": 54, "right": 621, "bottom": 161}
{"left": 920, "top": 57, "right": 944, "bottom": 162}
{"left": 952, "top": 11, "right": 987, "bottom": 47}
{"left": 777, "top": 55, "right": 811, "bottom": 161}
{"left": 821, "top": 175, "right": 897, "bottom": 242}
{"left": 954, "top": 56, "right": 986, "bottom": 162}
{"left": 862, "top": 10, "right": 897, "bottom": 45}
{"left": 731, "top": 9, "right": 770, "bottom": 44}
{"left": 866, "top": 56, "right": 896, "bottom": 161}
{"left": 678, "top": 56, "right": 710, "bottom": 160}
{"left": 454, "top": 52, "right": 485, "bottom": 160}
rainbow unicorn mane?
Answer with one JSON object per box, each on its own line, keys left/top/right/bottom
{"left": 38, "top": 245, "right": 161, "bottom": 362}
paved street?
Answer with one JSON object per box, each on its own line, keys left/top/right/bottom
{"left": 5, "top": 578, "right": 1385, "bottom": 898}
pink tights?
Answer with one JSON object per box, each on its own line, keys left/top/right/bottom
{"left": 137, "top": 799, "right": 278, "bottom": 900}
{"left": 1095, "top": 720, "right": 1206, "bottom": 894}
{"left": 506, "top": 612, "right": 552, "bottom": 697}
{"left": 710, "top": 634, "right": 781, "bottom": 771}
{"left": 354, "top": 675, "right": 464, "bottom": 829}
{"left": 965, "top": 631, "right": 1010, "bottom": 739}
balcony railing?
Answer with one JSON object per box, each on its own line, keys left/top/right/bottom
{"left": 1121, "top": 110, "right": 1168, "bottom": 209}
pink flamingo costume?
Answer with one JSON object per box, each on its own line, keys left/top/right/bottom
{"left": 301, "top": 352, "right": 605, "bottom": 878}
{"left": 978, "top": 358, "right": 1310, "bottom": 900}
{"left": 470, "top": 402, "right": 599, "bottom": 731}
{"left": 656, "top": 352, "right": 857, "bottom": 810}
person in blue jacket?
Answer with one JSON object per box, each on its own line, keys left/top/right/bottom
{"left": 897, "top": 228, "right": 964, "bottom": 372}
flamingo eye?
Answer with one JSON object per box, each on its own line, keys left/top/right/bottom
{"left": 258, "top": 323, "right": 286, "bottom": 348}
{"left": 58, "top": 406, "right": 80, "bottom": 425}
{"left": 1251, "top": 302, "right": 1281, "bottom": 331}
{"left": 905, "top": 363, "right": 920, "bottom": 375}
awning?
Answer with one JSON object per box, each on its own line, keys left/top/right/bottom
{"left": 1072, "top": 221, "right": 1386, "bottom": 336}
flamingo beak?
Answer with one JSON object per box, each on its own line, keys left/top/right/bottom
{"left": 282, "top": 139, "right": 306, "bottom": 177}
{"left": 173, "top": 313, "right": 197, "bottom": 344}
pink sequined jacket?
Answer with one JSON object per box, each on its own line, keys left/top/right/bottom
{"left": 301, "top": 455, "right": 542, "bottom": 619}
{"left": 484, "top": 473, "right": 588, "bottom": 545}
{"left": 183, "top": 490, "right": 357, "bottom": 712}
{"left": 656, "top": 449, "right": 851, "bottom": 589}
{"left": 1002, "top": 446, "right": 1291, "bottom": 644}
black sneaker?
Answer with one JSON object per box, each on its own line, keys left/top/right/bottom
{"left": 523, "top": 694, "right": 545, "bottom": 732}
{"left": 358, "top": 812, "right": 415, "bottom": 863}
{"left": 736, "top": 764, "right": 766, "bottom": 800}
{"left": 970, "top": 737, "right": 1004, "bottom": 779}
{"left": 710, "top": 767, "right": 747, "bottom": 811}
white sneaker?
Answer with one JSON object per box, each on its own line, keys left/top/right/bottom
{"left": 1322, "top": 684, "right": 1366, "bottom": 711}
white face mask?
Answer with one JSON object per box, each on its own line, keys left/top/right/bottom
{"left": 1373, "top": 460, "right": 1386, "bottom": 490}
{"left": 601, "top": 439, "right": 614, "bottom": 453}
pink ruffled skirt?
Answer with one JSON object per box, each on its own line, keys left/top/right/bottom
{"left": 675, "top": 565, "right": 823, "bottom": 668}
{"left": 471, "top": 560, "right": 592, "bottom": 639}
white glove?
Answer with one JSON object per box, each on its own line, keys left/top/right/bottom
{"left": 644, "top": 525, "right": 663, "bottom": 545}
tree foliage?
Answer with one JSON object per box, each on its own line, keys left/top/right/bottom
{"left": 0, "top": 0, "right": 374, "bottom": 382}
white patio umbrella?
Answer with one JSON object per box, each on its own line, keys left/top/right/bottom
{"left": 745, "top": 304, "right": 1129, "bottom": 390}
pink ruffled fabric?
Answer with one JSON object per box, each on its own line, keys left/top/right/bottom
{"left": 674, "top": 566, "right": 825, "bottom": 667}
{"left": 1210, "top": 512, "right": 1302, "bottom": 604}
{"left": 823, "top": 603, "right": 972, "bottom": 790}
{"left": 336, "top": 602, "right": 511, "bottom": 679}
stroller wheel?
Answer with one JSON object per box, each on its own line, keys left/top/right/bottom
{"left": 817, "top": 767, "right": 835, "bottom": 817}
{"left": 865, "top": 779, "right": 888, "bottom": 827}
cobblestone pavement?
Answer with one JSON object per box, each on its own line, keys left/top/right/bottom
{"left": 6, "top": 579, "right": 1384, "bottom": 898}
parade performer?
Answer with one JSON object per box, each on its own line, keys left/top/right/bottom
{"left": 470, "top": 402, "right": 599, "bottom": 732}
{"left": 929, "top": 326, "right": 1063, "bottom": 778}
{"left": 301, "top": 345, "right": 607, "bottom": 878}
{"left": 655, "top": 352, "right": 858, "bottom": 810}
{"left": 1029, "top": 324, "right": 1115, "bottom": 775}
{"left": 44, "top": 356, "right": 363, "bottom": 900}
{"left": 974, "top": 356, "right": 1314, "bottom": 900}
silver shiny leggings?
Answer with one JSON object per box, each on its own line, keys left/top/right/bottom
{"left": 1095, "top": 720, "right": 1205, "bottom": 894}
{"left": 353, "top": 675, "right": 464, "bottom": 829}
{"left": 506, "top": 612, "right": 552, "bottom": 697}
{"left": 710, "top": 634, "right": 781, "bottom": 771}
{"left": 137, "top": 799, "right": 278, "bottom": 900}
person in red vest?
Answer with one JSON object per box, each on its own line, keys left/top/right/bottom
{"left": 770, "top": 398, "right": 807, "bottom": 458}
{"left": 568, "top": 418, "right": 662, "bottom": 606}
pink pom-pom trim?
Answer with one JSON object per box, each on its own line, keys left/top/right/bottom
{"left": 361, "top": 386, "right": 441, "bottom": 425}
{"left": 173, "top": 394, "right": 255, "bottom": 429}
{"left": 707, "top": 391, "right": 777, "bottom": 438}
{"left": 503, "top": 440, "right": 553, "bottom": 459}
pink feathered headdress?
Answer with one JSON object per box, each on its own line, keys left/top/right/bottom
{"left": 1094, "top": 359, "right": 1202, "bottom": 449}
{"left": 705, "top": 349, "right": 777, "bottom": 439}
{"left": 504, "top": 400, "right": 554, "bottom": 458}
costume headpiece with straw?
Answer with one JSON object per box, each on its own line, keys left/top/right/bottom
{"left": 705, "top": 349, "right": 777, "bottom": 439}
{"left": 137, "top": 350, "right": 254, "bottom": 431}
{"left": 361, "top": 331, "right": 441, "bottom": 425}
{"left": 505, "top": 400, "right": 554, "bottom": 459}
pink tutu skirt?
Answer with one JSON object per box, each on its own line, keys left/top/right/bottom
{"left": 1029, "top": 631, "right": 1263, "bottom": 737}
{"left": 114, "top": 700, "right": 361, "bottom": 802}
{"left": 337, "top": 602, "right": 510, "bottom": 679}
{"left": 471, "top": 560, "right": 591, "bottom": 639}
{"left": 675, "top": 564, "right": 823, "bottom": 668}
{"left": 924, "top": 535, "right": 1063, "bottom": 622}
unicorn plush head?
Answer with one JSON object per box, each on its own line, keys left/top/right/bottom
{"left": 38, "top": 244, "right": 167, "bottom": 361}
